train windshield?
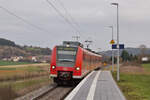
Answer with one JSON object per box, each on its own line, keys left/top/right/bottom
{"left": 57, "top": 47, "right": 77, "bottom": 67}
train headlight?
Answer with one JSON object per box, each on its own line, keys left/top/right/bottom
{"left": 76, "top": 67, "right": 80, "bottom": 71}
{"left": 52, "top": 66, "right": 56, "bottom": 69}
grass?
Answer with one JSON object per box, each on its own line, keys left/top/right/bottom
{"left": 142, "top": 63, "right": 150, "bottom": 72}
{"left": 12, "top": 77, "right": 50, "bottom": 91}
{"left": 0, "top": 63, "right": 50, "bottom": 82}
{"left": 0, "top": 66, "right": 42, "bottom": 71}
{"left": 0, "top": 77, "right": 50, "bottom": 90}
{"left": 112, "top": 72, "right": 150, "bottom": 100}
{"left": 111, "top": 63, "right": 150, "bottom": 100}
{"left": 0, "top": 63, "right": 51, "bottom": 99}
{"left": 0, "top": 67, "right": 16, "bottom": 70}
{"left": 0, "top": 61, "right": 33, "bottom": 66}
{"left": 0, "top": 77, "right": 51, "bottom": 99}
{"left": 0, "top": 86, "right": 18, "bottom": 100}
{"left": 16, "top": 66, "right": 44, "bottom": 72}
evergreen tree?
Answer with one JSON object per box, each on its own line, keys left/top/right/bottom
{"left": 121, "top": 50, "right": 130, "bottom": 62}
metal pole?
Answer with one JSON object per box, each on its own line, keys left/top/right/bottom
{"left": 112, "top": 49, "right": 114, "bottom": 72}
{"left": 111, "top": 3, "right": 119, "bottom": 81}
{"left": 112, "top": 26, "right": 114, "bottom": 40}
{"left": 116, "top": 4, "right": 120, "bottom": 81}
{"left": 112, "top": 26, "right": 114, "bottom": 72}
{"left": 108, "top": 26, "right": 114, "bottom": 72}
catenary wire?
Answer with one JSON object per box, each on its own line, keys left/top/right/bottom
{"left": 46, "top": 0, "right": 81, "bottom": 35}
{"left": 0, "top": 5, "right": 51, "bottom": 34}
{"left": 55, "top": 0, "right": 82, "bottom": 33}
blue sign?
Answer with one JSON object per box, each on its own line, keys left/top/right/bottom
{"left": 112, "top": 44, "right": 117, "bottom": 49}
{"left": 112, "top": 44, "right": 124, "bottom": 49}
{"left": 119, "top": 44, "right": 124, "bottom": 49}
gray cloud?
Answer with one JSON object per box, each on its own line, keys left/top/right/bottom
{"left": 0, "top": 0, "right": 150, "bottom": 51}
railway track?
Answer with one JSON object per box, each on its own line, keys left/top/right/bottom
{"left": 31, "top": 84, "right": 58, "bottom": 100}
{"left": 35, "top": 86, "right": 73, "bottom": 100}
{"left": 16, "top": 83, "right": 73, "bottom": 100}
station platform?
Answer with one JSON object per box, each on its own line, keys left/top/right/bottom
{"left": 65, "top": 70, "right": 126, "bottom": 100}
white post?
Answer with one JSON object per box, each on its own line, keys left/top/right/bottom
{"left": 108, "top": 26, "right": 114, "bottom": 72}
{"left": 116, "top": 4, "right": 120, "bottom": 81}
{"left": 112, "top": 49, "right": 114, "bottom": 72}
{"left": 111, "top": 3, "right": 120, "bottom": 81}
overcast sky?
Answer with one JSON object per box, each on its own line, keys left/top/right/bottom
{"left": 0, "top": 0, "right": 150, "bottom": 51}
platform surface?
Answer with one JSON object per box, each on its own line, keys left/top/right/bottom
{"left": 65, "top": 70, "right": 126, "bottom": 100}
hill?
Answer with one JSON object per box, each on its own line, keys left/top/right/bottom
{"left": 22, "top": 46, "right": 51, "bottom": 56}
{"left": 101, "top": 47, "right": 150, "bottom": 57}
{"left": 0, "top": 38, "right": 51, "bottom": 59}
{"left": 0, "top": 46, "right": 28, "bottom": 58}
{"left": 0, "top": 38, "right": 16, "bottom": 47}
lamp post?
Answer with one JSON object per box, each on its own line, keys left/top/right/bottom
{"left": 108, "top": 26, "right": 114, "bottom": 72}
{"left": 111, "top": 3, "right": 120, "bottom": 81}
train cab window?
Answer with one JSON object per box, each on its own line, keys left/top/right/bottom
{"left": 56, "top": 47, "right": 77, "bottom": 67}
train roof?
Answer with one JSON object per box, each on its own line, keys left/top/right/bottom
{"left": 81, "top": 47, "right": 102, "bottom": 58}
{"left": 56, "top": 41, "right": 102, "bottom": 58}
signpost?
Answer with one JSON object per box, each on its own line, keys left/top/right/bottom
{"left": 110, "top": 39, "right": 115, "bottom": 72}
{"left": 112, "top": 44, "right": 124, "bottom": 49}
{"left": 111, "top": 43, "right": 124, "bottom": 81}
{"left": 111, "top": 2, "right": 120, "bottom": 81}
{"left": 112, "top": 44, "right": 117, "bottom": 49}
{"left": 119, "top": 44, "right": 124, "bottom": 49}
{"left": 110, "top": 39, "right": 115, "bottom": 44}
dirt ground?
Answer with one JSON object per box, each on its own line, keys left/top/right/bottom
{"left": 120, "top": 65, "right": 146, "bottom": 74}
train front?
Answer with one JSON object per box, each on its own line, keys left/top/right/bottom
{"left": 50, "top": 45, "right": 82, "bottom": 85}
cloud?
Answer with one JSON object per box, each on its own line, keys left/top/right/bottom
{"left": 0, "top": 0, "right": 150, "bottom": 51}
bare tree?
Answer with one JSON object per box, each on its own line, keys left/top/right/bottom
{"left": 139, "top": 44, "right": 147, "bottom": 57}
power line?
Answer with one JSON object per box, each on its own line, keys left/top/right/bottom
{"left": 55, "top": 0, "right": 84, "bottom": 40}
{"left": 46, "top": 0, "right": 79, "bottom": 34}
{"left": 55, "top": 0, "right": 82, "bottom": 32}
{"left": 0, "top": 6, "right": 51, "bottom": 34}
{"left": 46, "top": 0, "right": 81, "bottom": 35}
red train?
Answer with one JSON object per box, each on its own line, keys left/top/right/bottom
{"left": 50, "top": 41, "right": 102, "bottom": 85}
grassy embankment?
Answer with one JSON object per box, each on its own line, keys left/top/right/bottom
{"left": 110, "top": 64, "right": 150, "bottom": 100}
{"left": 0, "top": 63, "right": 52, "bottom": 99}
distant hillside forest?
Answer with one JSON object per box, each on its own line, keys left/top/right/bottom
{"left": 0, "top": 38, "right": 16, "bottom": 47}
{"left": 0, "top": 38, "right": 51, "bottom": 58}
